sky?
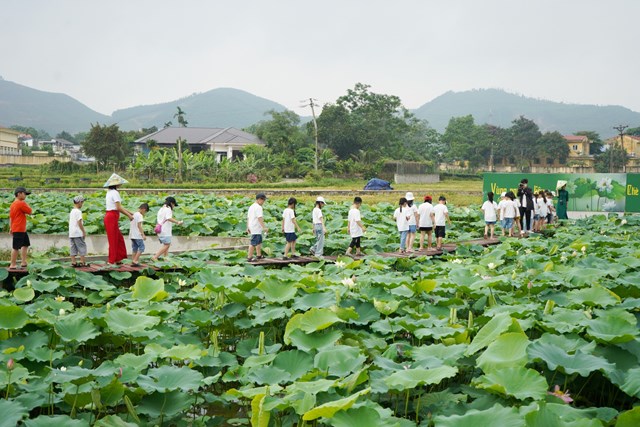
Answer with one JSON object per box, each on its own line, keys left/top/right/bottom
{"left": 2, "top": 0, "right": 639, "bottom": 116}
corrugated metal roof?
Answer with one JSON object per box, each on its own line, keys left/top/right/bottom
{"left": 135, "top": 127, "right": 263, "bottom": 146}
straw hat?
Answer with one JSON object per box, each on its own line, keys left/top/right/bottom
{"left": 556, "top": 180, "right": 568, "bottom": 191}
{"left": 103, "top": 173, "right": 129, "bottom": 188}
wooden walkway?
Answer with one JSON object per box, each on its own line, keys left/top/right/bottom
{"left": 3, "top": 238, "right": 502, "bottom": 277}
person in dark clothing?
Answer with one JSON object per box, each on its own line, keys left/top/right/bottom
{"left": 517, "top": 178, "right": 534, "bottom": 232}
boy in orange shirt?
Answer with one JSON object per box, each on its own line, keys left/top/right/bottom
{"left": 9, "top": 187, "right": 33, "bottom": 269}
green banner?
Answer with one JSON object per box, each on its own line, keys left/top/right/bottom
{"left": 483, "top": 173, "right": 638, "bottom": 213}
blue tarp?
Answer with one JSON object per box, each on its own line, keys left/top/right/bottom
{"left": 364, "top": 178, "right": 393, "bottom": 190}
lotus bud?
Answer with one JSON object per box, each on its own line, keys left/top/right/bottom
{"left": 60, "top": 366, "right": 67, "bottom": 372}
{"left": 543, "top": 300, "right": 555, "bottom": 315}
{"left": 581, "top": 246, "right": 586, "bottom": 253}
{"left": 487, "top": 262, "right": 496, "bottom": 270}
{"left": 26, "top": 280, "right": 32, "bottom": 287}
{"left": 118, "top": 367, "right": 123, "bottom": 378}
{"left": 59, "top": 309, "right": 65, "bottom": 316}
{"left": 527, "top": 281, "right": 533, "bottom": 290}
{"left": 178, "top": 279, "right": 186, "bottom": 287}
{"left": 78, "top": 360, "right": 83, "bottom": 366}
{"left": 583, "top": 309, "right": 592, "bottom": 319}
{"left": 621, "top": 219, "right": 627, "bottom": 225}
{"left": 335, "top": 290, "right": 341, "bottom": 305}
{"left": 487, "top": 293, "right": 497, "bottom": 307}
{"left": 106, "top": 303, "right": 111, "bottom": 312}
{"left": 572, "top": 251, "right": 578, "bottom": 257}
{"left": 511, "top": 271, "right": 517, "bottom": 280}
{"left": 211, "top": 330, "right": 220, "bottom": 357}
{"left": 55, "top": 296, "right": 65, "bottom": 302}
{"left": 7, "top": 358, "right": 14, "bottom": 371}
{"left": 258, "top": 331, "right": 265, "bottom": 356}
{"left": 467, "top": 311, "right": 474, "bottom": 329}
{"left": 449, "top": 308, "right": 457, "bottom": 325}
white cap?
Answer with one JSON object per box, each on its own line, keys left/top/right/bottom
{"left": 500, "top": 192, "right": 507, "bottom": 197}
{"left": 316, "top": 196, "right": 326, "bottom": 204}
{"left": 405, "top": 192, "right": 415, "bottom": 201}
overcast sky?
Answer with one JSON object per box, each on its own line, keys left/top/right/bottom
{"left": 2, "top": 0, "right": 639, "bottom": 116}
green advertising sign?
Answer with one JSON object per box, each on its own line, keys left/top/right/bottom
{"left": 483, "top": 173, "right": 638, "bottom": 213}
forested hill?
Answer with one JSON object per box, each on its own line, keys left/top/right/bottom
{"left": 0, "top": 79, "right": 109, "bottom": 134}
{"left": 412, "top": 89, "right": 640, "bottom": 139}
{"left": 111, "top": 88, "right": 288, "bottom": 131}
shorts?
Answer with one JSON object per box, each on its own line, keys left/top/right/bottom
{"left": 284, "top": 232, "right": 297, "bottom": 243}
{"left": 250, "top": 234, "right": 263, "bottom": 246}
{"left": 69, "top": 237, "right": 87, "bottom": 256}
{"left": 435, "top": 226, "right": 446, "bottom": 238}
{"left": 131, "top": 238, "right": 145, "bottom": 253}
{"left": 502, "top": 218, "right": 514, "bottom": 229}
{"left": 158, "top": 236, "right": 172, "bottom": 245}
{"left": 419, "top": 226, "right": 433, "bottom": 232}
{"left": 485, "top": 221, "right": 496, "bottom": 225}
{"left": 408, "top": 225, "right": 417, "bottom": 233}
{"left": 12, "top": 232, "right": 30, "bottom": 250}
{"left": 349, "top": 236, "right": 362, "bottom": 249}
{"left": 533, "top": 214, "right": 541, "bottom": 221}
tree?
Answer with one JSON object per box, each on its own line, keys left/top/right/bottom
{"left": 173, "top": 107, "right": 188, "bottom": 181}
{"left": 509, "top": 116, "right": 542, "bottom": 169}
{"left": 55, "top": 131, "right": 77, "bottom": 143}
{"left": 249, "top": 110, "right": 308, "bottom": 155}
{"left": 594, "top": 142, "right": 628, "bottom": 173}
{"left": 575, "top": 130, "right": 604, "bottom": 155}
{"left": 627, "top": 126, "right": 640, "bottom": 136}
{"left": 537, "top": 131, "right": 570, "bottom": 164}
{"left": 81, "top": 123, "right": 131, "bottom": 171}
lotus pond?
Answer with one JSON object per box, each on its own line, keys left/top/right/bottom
{"left": 1, "top": 194, "right": 640, "bottom": 426}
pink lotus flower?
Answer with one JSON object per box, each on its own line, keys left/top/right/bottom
{"left": 548, "top": 385, "right": 573, "bottom": 403}
{"left": 7, "top": 358, "right": 14, "bottom": 371}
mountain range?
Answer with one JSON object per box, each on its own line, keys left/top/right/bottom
{"left": 1, "top": 78, "right": 638, "bottom": 139}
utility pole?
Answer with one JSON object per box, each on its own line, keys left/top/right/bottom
{"left": 612, "top": 125, "right": 628, "bottom": 173}
{"left": 301, "top": 98, "right": 320, "bottom": 171}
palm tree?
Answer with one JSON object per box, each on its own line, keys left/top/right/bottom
{"left": 173, "top": 107, "right": 188, "bottom": 181}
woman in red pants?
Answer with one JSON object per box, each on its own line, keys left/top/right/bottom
{"left": 103, "top": 174, "right": 134, "bottom": 264}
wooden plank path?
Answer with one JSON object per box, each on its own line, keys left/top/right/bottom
{"left": 3, "top": 237, "right": 503, "bottom": 279}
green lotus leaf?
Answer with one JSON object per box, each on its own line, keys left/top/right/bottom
{"left": 105, "top": 308, "right": 160, "bottom": 335}
{"left": 13, "top": 286, "right": 35, "bottom": 302}
{"left": 244, "top": 354, "right": 278, "bottom": 368}
{"left": 329, "top": 406, "right": 383, "bottom": 427}
{"left": 251, "top": 305, "right": 292, "bottom": 326}
{"left": 246, "top": 365, "right": 290, "bottom": 385}
{"left": 114, "top": 353, "right": 155, "bottom": 372}
{"left": 27, "top": 279, "right": 60, "bottom": 293}
{"left": 75, "top": 271, "right": 114, "bottom": 291}
{"left": 38, "top": 266, "right": 71, "bottom": 279}
{"left": 373, "top": 298, "right": 400, "bottom": 316}
{"left": 315, "top": 345, "right": 366, "bottom": 377}
{"left": 161, "top": 344, "right": 203, "bottom": 361}
{"left": 181, "top": 308, "right": 213, "bottom": 326}
{"left": 299, "top": 308, "right": 344, "bottom": 333}
{"left": 586, "top": 309, "right": 638, "bottom": 344}
{"left": 54, "top": 313, "right": 100, "bottom": 343}
{"left": 528, "top": 339, "right": 613, "bottom": 377}
{"left": 567, "top": 267, "right": 608, "bottom": 286}
{"left": 287, "top": 379, "right": 336, "bottom": 395}
{"left": 130, "top": 276, "right": 167, "bottom": 302}
{"left": 619, "top": 367, "right": 640, "bottom": 398}
{"left": 257, "top": 278, "right": 298, "bottom": 302}
{"left": 292, "top": 292, "right": 336, "bottom": 311}
{"left": 136, "top": 365, "right": 203, "bottom": 393}
{"left": 302, "top": 388, "right": 370, "bottom": 421}
{"left": 48, "top": 366, "right": 94, "bottom": 385}
{"left": 108, "top": 271, "right": 132, "bottom": 281}
{"left": 93, "top": 414, "right": 138, "bottom": 427}
{"left": 465, "top": 312, "right": 513, "bottom": 356}
{"left": 566, "top": 285, "right": 620, "bottom": 307}
{"left": 412, "top": 343, "right": 467, "bottom": 367}
{"left": 137, "top": 390, "right": 192, "bottom": 418}
{"left": 477, "top": 332, "right": 530, "bottom": 373}
{"left": 0, "top": 269, "right": 8, "bottom": 282}
{"left": 616, "top": 406, "right": 640, "bottom": 427}
{"left": 23, "top": 415, "right": 88, "bottom": 427}
{"left": 273, "top": 350, "right": 314, "bottom": 381}
{"left": 433, "top": 403, "right": 523, "bottom": 427}
{"left": 539, "top": 308, "right": 588, "bottom": 334}
{"left": 384, "top": 366, "right": 458, "bottom": 391}
{"left": 0, "top": 305, "right": 29, "bottom": 330}
{"left": 0, "top": 397, "right": 28, "bottom": 427}
{"left": 474, "top": 366, "right": 548, "bottom": 400}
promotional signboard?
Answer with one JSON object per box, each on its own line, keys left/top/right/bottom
{"left": 483, "top": 173, "right": 639, "bottom": 213}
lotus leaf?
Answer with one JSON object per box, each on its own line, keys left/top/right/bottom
{"left": 272, "top": 350, "right": 314, "bottom": 381}
{"left": 13, "top": 286, "right": 35, "bottom": 302}
{"left": 23, "top": 415, "right": 89, "bottom": 427}
{"left": 465, "top": 312, "right": 513, "bottom": 355}
{"left": 105, "top": 308, "right": 160, "bottom": 335}
{"left": 476, "top": 332, "right": 530, "bottom": 373}
{"left": 586, "top": 309, "right": 638, "bottom": 344}
{"left": 302, "top": 388, "right": 370, "bottom": 421}
{"left": 329, "top": 406, "right": 384, "bottom": 427}
{"left": 137, "top": 390, "right": 192, "bottom": 418}
{"left": 257, "top": 278, "right": 298, "bottom": 302}
{"left": 433, "top": 403, "right": 523, "bottom": 427}
{"left": 93, "top": 415, "right": 138, "bottom": 427}
{"left": 566, "top": 285, "right": 620, "bottom": 307}
{"left": 292, "top": 292, "right": 336, "bottom": 311}
{"left": 474, "top": 366, "right": 548, "bottom": 400}
{"left": 250, "top": 393, "right": 271, "bottom": 427}
{"left": 528, "top": 339, "right": 613, "bottom": 377}
{"left": 54, "top": 313, "right": 100, "bottom": 342}
{"left": 161, "top": 344, "right": 203, "bottom": 360}
{"left": 0, "top": 305, "right": 29, "bottom": 329}
{"left": 137, "top": 365, "right": 203, "bottom": 393}
{"left": 384, "top": 366, "right": 458, "bottom": 391}
{"left": 0, "top": 400, "right": 28, "bottom": 427}
{"left": 130, "top": 276, "right": 167, "bottom": 302}
{"left": 616, "top": 406, "right": 640, "bottom": 427}
{"left": 315, "top": 345, "right": 366, "bottom": 377}
{"left": 247, "top": 365, "right": 290, "bottom": 385}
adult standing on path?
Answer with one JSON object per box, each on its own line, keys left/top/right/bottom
{"left": 517, "top": 178, "right": 534, "bottom": 233}
{"left": 103, "top": 174, "right": 134, "bottom": 265}
{"left": 556, "top": 180, "right": 569, "bottom": 220}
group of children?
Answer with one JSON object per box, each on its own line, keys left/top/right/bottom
{"left": 393, "top": 192, "right": 451, "bottom": 253}
{"left": 481, "top": 187, "right": 556, "bottom": 238}
{"left": 6, "top": 182, "right": 184, "bottom": 269}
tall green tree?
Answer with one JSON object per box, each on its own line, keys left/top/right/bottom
{"left": 55, "top": 131, "right": 77, "bottom": 143}
{"left": 81, "top": 123, "right": 131, "bottom": 171}
{"left": 249, "top": 110, "right": 308, "bottom": 155}
{"left": 594, "top": 142, "right": 628, "bottom": 172}
{"left": 537, "top": 131, "right": 570, "bottom": 164}
{"left": 509, "top": 116, "right": 542, "bottom": 169}
{"left": 575, "top": 130, "right": 604, "bottom": 154}
{"left": 173, "top": 107, "right": 188, "bottom": 181}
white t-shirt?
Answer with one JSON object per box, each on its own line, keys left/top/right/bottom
{"left": 497, "top": 199, "right": 508, "bottom": 220}
{"left": 481, "top": 200, "right": 498, "bottom": 222}
{"left": 130, "top": 211, "right": 144, "bottom": 239}
{"left": 247, "top": 202, "right": 264, "bottom": 234}
{"left": 537, "top": 197, "right": 548, "bottom": 217}
{"left": 312, "top": 206, "right": 323, "bottom": 224}
{"left": 393, "top": 207, "right": 410, "bottom": 232}
{"left": 282, "top": 207, "right": 296, "bottom": 233}
{"left": 348, "top": 207, "right": 363, "bottom": 238}
{"left": 433, "top": 203, "right": 449, "bottom": 226}
{"left": 418, "top": 202, "right": 434, "bottom": 227}
{"left": 69, "top": 208, "right": 83, "bottom": 238}
{"left": 105, "top": 189, "right": 121, "bottom": 211}
{"left": 503, "top": 200, "right": 517, "bottom": 219}
{"left": 546, "top": 199, "right": 554, "bottom": 214}
{"left": 407, "top": 204, "right": 418, "bottom": 227}
{"left": 157, "top": 205, "right": 173, "bottom": 237}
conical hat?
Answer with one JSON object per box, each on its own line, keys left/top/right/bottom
{"left": 103, "top": 173, "right": 129, "bottom": 188}
{"left": 556, "top": 180, "right": 568, "bottom": 190}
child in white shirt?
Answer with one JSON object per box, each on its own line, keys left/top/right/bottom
{"left": 393, "top": 197, "right": 410, "bottom": 253}
{"left": 282, "top": 197, "right": 302, "bottom": 258}
{"left": 481, "top": 191, "right": 498, "bottom": 239}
